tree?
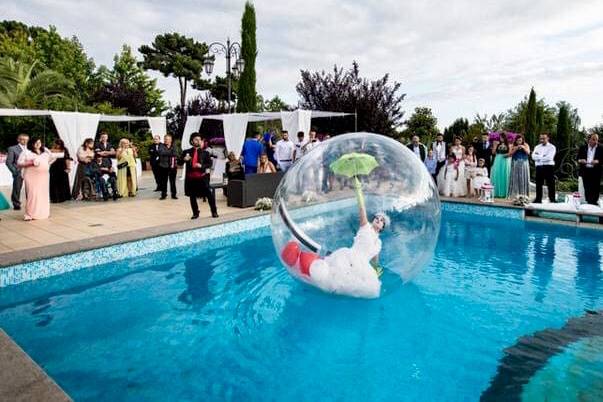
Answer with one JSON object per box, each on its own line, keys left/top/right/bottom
{"left": 403, "top": 107, "right": 438, "bottom": 143}
{"left": 139, "top": 33, "right": 207, "bottom": 132}
{"left": 555, "top": 101, "right": 581, "bottom": 179}
{"left": 89, "top": 45, "right": 166, "bottom": 116}
{"left": 236, "top": 2, "right": 257, "bottom": 112}
{"left": 193, "top": 74, "right": 237, "bottom": 110}
{"left": 263, "top": 95, "right": 290, "bottom": 112}
{"left": 166, "top": 93, "right": 229, "bottom": 139}
{"left": 0, "top": 57, "right": 73, "bottom": 108}
{"left": 0, "top": 21, "right": 95, "bottom": 95}
{"left": 588, "top": 123, "right": 603, "bottom": 137}
{"left": 443, "top": 117, "right": 469, "bottom": 143}
{"left": 524, "top": 88, "right": 538, "bottom": 146}
{"left": 474, "top": 113, "right": 506, "bottom": 132}
{"left": 504, "top": 93, "right": 557, "bottom": 144}
{"left": 297, "top": 62, "right": 405, "bottom": 136}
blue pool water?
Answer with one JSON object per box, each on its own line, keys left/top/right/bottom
{"left": 0, "top": 207, "right": 602, "bottom": 401}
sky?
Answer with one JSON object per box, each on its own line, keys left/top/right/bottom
{"left": 3, "top": 0, "right": 603, "bottom": 129}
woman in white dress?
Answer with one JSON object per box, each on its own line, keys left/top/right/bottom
{"left": 450, "top": 136, "right": 467, "bottom": 197}
{"left": 308, "top": 206, "right": 387, "bottom": 298}
{"left": 464, "top": 145, "right": 478, "bottom": 196}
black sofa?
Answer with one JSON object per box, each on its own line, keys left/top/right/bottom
{"left": 226, "top": 172, "right": 284, "bottom": 208}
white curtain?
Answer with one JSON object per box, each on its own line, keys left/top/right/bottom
{"left": 50, "top": 112, "right": 100, "bottom": 162}
{"left": 280, "top": 110, "right": 313, "bottom": 142}
{"left": 147, "top": 116, "right": 167, "bottom": 142}
{"left": 50, "top": 111, "right": 100, "bottom": 185}
{"left": 222, "top": 114, "right": 249, "bottom": 158}
{"left": 181, "top": 116, "right": 203, "bottom": 151}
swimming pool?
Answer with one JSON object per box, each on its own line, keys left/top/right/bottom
{"left": 0, "top": 204, "right": 602, "bottom": 401}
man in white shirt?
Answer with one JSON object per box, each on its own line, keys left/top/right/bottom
{"left": 407, "top": 135, "right": 426, "bottom": 162}
{"left": 275, "top": 131, "right": 295, "bottom": 172}
{"left": 6, "top": 133, "right": 29, "bottom": 210}
{"left": 293, "top": 131, "right": 306, "bottom": 162}
{"left": 301, "top": 130, "right": 320, "bottom": 157}
{"left": 531, "top": 133, "right": 557, "bottom": 203}
{"left": 431, "top": 133, "right": 447, "bottom": 179}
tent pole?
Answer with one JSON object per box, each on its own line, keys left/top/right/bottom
{"left": 354, "top": 109, "right": 358, "bottom": 132}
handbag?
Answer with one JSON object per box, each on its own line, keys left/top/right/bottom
{"left": 117, "top": 161, "right": 128, "bottom": 169}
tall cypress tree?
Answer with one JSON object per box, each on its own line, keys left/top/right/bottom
{"left": 555, "top": 103, "right": 571, "bottom": 178}
{"left": 524, "top": 88, "right": 538, "bottom": 146}
{"left": 236, "top": 2, "right": 257, "bottom": 113}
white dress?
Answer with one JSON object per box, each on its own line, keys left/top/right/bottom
{"left": 309, "top": 223, "right": 382, "bottom": 298}
{"left": 437, "top": 163, "right": 460, "bottom": 197}
{"left": 450, "top": 146, "right": 467, "bottom": 196}
{"left": 472, "top": 167, "right": 491, "bottom": 190}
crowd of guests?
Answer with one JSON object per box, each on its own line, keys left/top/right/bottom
{"left": 414, "top": 131, "right": 602, "bottom": 205}
{"left": 4, "top": 131, "right": 141, "bottom": 221}
{"left": 224, "top": 128, "right": 324, "bottom": 181}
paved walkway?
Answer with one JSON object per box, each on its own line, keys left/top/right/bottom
{"left": 0, "top": 171, "right": 260, "bottom": 266}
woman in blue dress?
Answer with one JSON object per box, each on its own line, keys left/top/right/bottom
{"left": 508, "top": 135, "right": 531, "bottom": 200}
{"left": 490, "top": 132, "right": 511, "bottom": 198}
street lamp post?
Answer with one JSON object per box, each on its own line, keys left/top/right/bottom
{"left": 203, "top": 38, "right": 245, "bottom": 113}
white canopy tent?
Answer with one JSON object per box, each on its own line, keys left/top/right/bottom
{"left": 181, "top": 109, "right": 353, "bottom": 158}
{"left": 0, "top": 108, "right": 167, "bottom": 186}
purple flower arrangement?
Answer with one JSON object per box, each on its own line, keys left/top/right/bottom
{"left": 488, "top": 131, "right": 520, "bottom": 143}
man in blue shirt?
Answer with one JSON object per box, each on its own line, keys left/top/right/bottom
{"left": 242, "top": 132, "right": 264, "bottom": 174}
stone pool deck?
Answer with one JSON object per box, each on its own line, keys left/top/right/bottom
{"left": 0, "top": 171, "right": 264, "bottom": 267}
{"left": 0, "top": 329, "right": 71, "bottom": 402}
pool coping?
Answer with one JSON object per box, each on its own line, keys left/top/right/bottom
{"left": 0, "top": 209, "right": 267, "bottom": 269}
{"left": 1, "top": 198, "right": 600, "bottom": 271}
{"left": 0, "top": 329, "right": 71, "bottom": 402}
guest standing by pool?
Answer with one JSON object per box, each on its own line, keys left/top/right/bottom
{"left": 532, "top": 134, "right": 557, "bottom": 204}
{"left": 490, "top": 133, "right": 511, "bottom": 198}
{"left": 116, "top": 138, "right": 138, "bottom": 198}
{"left": 508, "top": 135, "right": 531, "bottom": 200}
{"left": 577, "top": 133, "right": 602, "bottom": 205}
{"left": 181, "top": 133, "right": 218, "bottom": 220}
{"left": 450, "top": 137, "right": 466, "bottom": 196}
{"left": 424, "top": 149, "right": 437, "bottom": 181}
{"left": 72, "top": 138, "right": 95, "bottom": 200}
{"left": 275, "top": 131, "right": 295, "bottom": 171}
{"left": 148, "top": 135, "right": 162, "bottom": 191}
{"left": 464, "top": 145, "right": 478, "bottom": 196}
{"left": 241, "top": 132, "right": 263, "bottom": 174}
{"left": 476, "top": 133, "right": 493, "bottom": 173}
{"left": 431, "top": 133, "right": 447, "bottom": 179}
{"left": 6, "top": 133, "right": 28, "bottom": 210}
{"left": 49, "top": 139, "right": 72, "bottom": 203}
{"left": 408, "top": 135, "right": 427, "bottom": 162}
{"left": 17, "top": 137, "right": 56, "bottom": 220}
{"left": 158, "top": 134, "right": 178, "bottom": 200}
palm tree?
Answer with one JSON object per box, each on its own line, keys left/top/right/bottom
{"left": 0, "top": 57, "right": 74, "bottom": 108}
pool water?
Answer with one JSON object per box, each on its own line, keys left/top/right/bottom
{"left": 0, "top": 209, "right": 602, "bottom": 401}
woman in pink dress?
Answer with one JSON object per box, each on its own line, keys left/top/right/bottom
{"left": 17, "top": 137, "right": 56, "bottom": 221}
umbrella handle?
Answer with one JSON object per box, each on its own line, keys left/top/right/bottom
{"left": 354, "top": 176, "right": 365, "bottom": 211}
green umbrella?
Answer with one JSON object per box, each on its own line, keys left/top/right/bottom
{"left": 330, "top": 152, "right": 379, "bottom": 210}
{"left": 329, "top": 152, "right": 379, "bottom": 178}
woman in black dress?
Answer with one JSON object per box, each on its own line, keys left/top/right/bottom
{"left": 49, "top": 139, "right": 72, "bottom": 203}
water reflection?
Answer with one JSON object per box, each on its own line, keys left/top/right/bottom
{"left": 575, "top": 242, "right": 603, "bottom": 305}
{"left": 178, "top": 254, "right": 216, "bottom": 308}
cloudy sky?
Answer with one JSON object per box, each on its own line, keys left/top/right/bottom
{"left": 4, "top": 0, "right": 603, "bottom": 128}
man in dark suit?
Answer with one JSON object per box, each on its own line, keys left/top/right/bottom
{"left": 407, "top": 135, "right": 426, "bottom": 162}
{"left": 577, "top": 133, "right": 602, "bottom": 205}
{"left": 181, "top": 132, "right": 218, "bottom": 219}
{"left": 6, "top": 133, "right": 29, "bottom": 210}
{"left": 475, "top": 133, "right": 493, "bottom": 172}
{"left": 148, "top": 135, "right": 161, "bottom": 191}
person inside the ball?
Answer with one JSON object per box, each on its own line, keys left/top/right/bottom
{"left": 280, "top": 196, "right": 388, "bottom": 299}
